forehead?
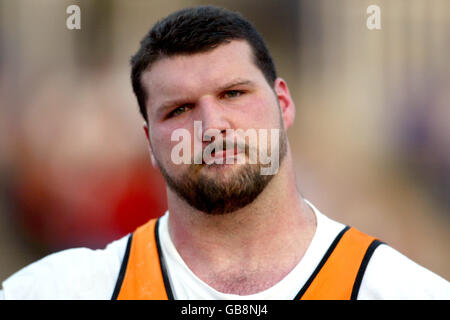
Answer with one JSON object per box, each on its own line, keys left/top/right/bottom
{"left": 141, "top": 40, "right": 266, "bottom": 113}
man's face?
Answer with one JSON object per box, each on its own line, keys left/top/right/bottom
{"left": 141, "top": 40, "right": 291, "bottom": 214}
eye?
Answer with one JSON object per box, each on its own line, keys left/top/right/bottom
{"left": 167, "top": 104, "right": 192, "bottom": 118}
{"left": 223, "top": 90, "right": 244, "bottom": 99}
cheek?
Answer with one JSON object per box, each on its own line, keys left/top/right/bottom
{"left": 151, "top": 124, "right": 195, "bottom": 163}
{"left": 149, "top": 126, "right": 173, "bottom": 159}
{"left": 237, "top": 94, "right": 280, "bottom": 130}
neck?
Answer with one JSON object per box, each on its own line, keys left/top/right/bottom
{"left": 165, "top": 150, "right": 316, "bottom": 294}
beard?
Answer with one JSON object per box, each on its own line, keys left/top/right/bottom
{"left": 153, "top": 114, "right": 288, "bottom": 215}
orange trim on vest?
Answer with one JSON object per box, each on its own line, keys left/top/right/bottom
{"left": 117, "top": 218, "right": 169, "bottom": 300}
{"left": 116, "top": 220, "right": 377, "bottom": 300}
{"left": 300, "top": 227, "right": 376, "bottom": 300}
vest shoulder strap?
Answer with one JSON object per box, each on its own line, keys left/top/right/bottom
{"left": 113, "top": 218, "right": 172, "bottom": 300}
{"left": 112, "top": 220, "right": 382, "bottom": 300}
{"left": 297, "top": 226, "right": 383, "bottom": 300}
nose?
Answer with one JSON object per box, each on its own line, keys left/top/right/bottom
{"left": 194, "top": 96, "right": 231, "bottom": 144}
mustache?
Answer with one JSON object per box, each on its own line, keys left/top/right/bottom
{"left": 191, "top": 138, "right": 253, "bottom": 166}
{"left": 207, "top": 138, "right": 247, "bottom": 153}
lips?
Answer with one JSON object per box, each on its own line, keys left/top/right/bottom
{"left": 211, "top": 149, "right": 235, "bottom": 158}
{"left": 202, "top": 142, "right": 245, "bottom": 164}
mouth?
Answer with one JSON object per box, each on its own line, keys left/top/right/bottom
{"left": 211, "top": 147, "right": 237, "bottom": 158}
{"left": 202, "top": 143, "right": 245, "bottom": 165}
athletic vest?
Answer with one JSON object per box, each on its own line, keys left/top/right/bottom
{"left": 111, "top": 218, "right": 383, "bottom": 300}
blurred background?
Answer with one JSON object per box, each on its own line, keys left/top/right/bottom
{"left": 0, "top": 0, "right": 449, "bottom": 283}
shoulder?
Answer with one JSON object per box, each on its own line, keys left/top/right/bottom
{"left": 358, "top": 243, "right": 450, "bottom": 299}
{"left": 1, "top": 235, "right": 130, "bottom": 300}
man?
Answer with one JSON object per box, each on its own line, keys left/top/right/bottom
{"left": 1, "top": 6, "right": 448, "bottom": 300}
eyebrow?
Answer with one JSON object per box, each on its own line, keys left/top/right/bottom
{"left": 217, "top": 79, "right": 253, "bottom": 91}
{"left": 154, "top": 79, "right": 254, "bottom": 118}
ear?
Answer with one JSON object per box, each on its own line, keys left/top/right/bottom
{"left": 274, "top": 78, "right": 295, "bottom": 130}
{"left": 143, "top": 122, "right": 159, "bottom": 169}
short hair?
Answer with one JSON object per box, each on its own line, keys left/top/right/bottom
{"left": 130, "top": 5, "right": 277, "bottom": 122}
